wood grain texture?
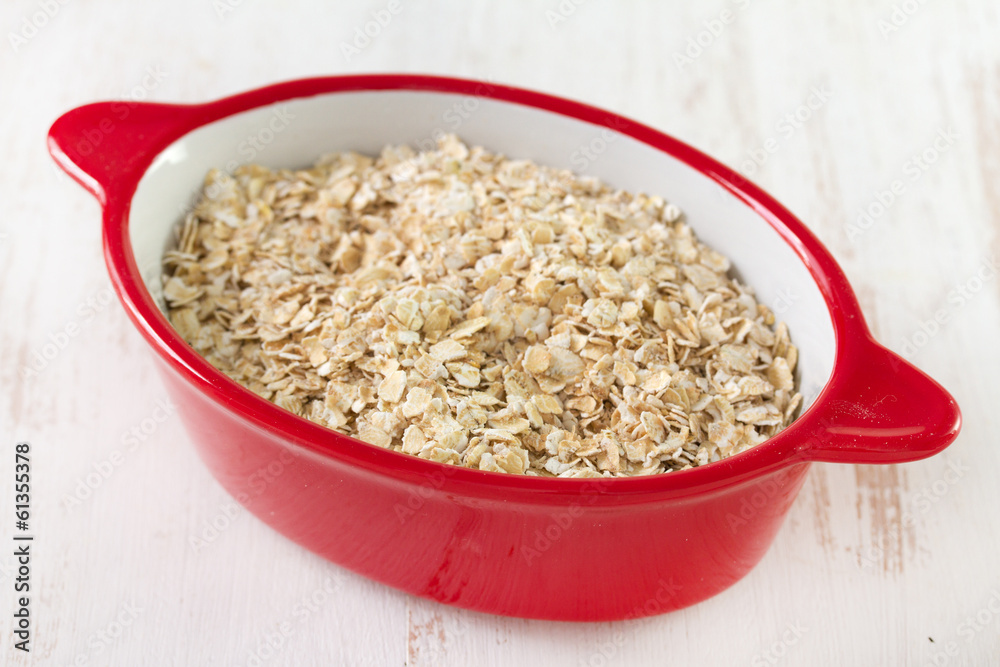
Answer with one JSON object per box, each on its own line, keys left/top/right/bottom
{"left": 1, "top": 0, "right": 997, "bottom": 664}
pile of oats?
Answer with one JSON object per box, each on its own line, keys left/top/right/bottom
{"left": 163, "top": 135, "right": 801, "bottom": 477}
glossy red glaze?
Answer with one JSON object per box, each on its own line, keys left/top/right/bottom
{"left": 48, "top": 75, "right": 962, "bottom": 621}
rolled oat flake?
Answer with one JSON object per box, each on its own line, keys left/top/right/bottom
{"left": 162, "top": 134, "right": 801, "bottom": 477}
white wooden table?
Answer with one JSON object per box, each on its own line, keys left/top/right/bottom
{"left": 2, "top": 1, "right": 998, "bottom": 664}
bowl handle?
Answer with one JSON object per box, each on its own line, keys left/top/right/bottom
{"left": 795, "top": 333, "right": 961, "bottom": 464}
{"left": 47, "top": 101, "right": 201, "bottom": 206}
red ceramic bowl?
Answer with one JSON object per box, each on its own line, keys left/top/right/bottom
{"left": 48, "top": 74, "right": 961, "bottom": 621}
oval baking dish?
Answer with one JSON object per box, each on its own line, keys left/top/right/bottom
{"left": 48, "top": 75, "right": 961, "bottom": 621}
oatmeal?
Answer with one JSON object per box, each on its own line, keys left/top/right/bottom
{"left": 162, "top": 135, "right": 801, "bottom": 477}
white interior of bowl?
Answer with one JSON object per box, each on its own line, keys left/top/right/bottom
{"left": 130, "top": 90, "right": 834, "bottom": 411}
